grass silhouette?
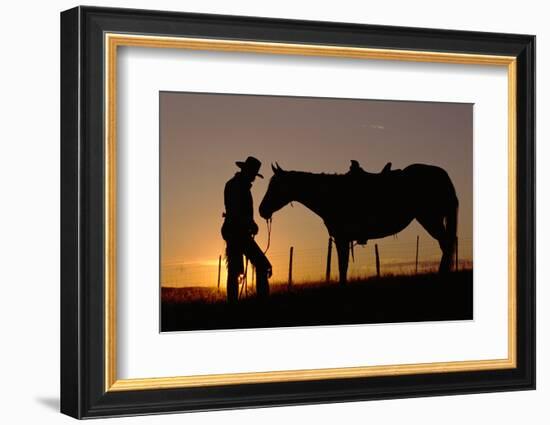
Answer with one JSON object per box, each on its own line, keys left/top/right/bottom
{"left": 161, "top": 270, "right": 473, "bottom": 332}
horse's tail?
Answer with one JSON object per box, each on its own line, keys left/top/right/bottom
{"left": 443, "top": 179, "right": 459, "bottom": 269}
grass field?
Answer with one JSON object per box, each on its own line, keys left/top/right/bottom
{"left": 161, "top": 270, "right": 473, "bottom": 332}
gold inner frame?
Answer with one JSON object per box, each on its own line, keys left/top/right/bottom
{"left": 104, "top": 33, "right": 517, "bottom": 392}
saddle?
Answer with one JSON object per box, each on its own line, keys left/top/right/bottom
{"left": 345, "top": 160, "right": 402, "bottom": 246}
{"left": 347, "top": 160, "right": 401, "bottom": 179}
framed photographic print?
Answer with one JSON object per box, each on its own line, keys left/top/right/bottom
{"left": 60, "top": 6, "right": 535, "bottom": 419}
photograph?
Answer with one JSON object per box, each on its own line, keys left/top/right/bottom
{"left": 160, "top": 92, "right": 474, "bottom": 331}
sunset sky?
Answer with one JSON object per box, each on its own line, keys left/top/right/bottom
{"left": 160, "top": 92, "right": 473, "bottom": 287}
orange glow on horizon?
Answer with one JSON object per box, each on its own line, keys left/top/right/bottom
{"left": 160, "top": 93, "right": 474, "bottom": 289}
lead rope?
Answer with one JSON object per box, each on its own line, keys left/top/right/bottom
{"left": 239, "top": 258, "right": 249, "bottom": 298}
{"left": 263, "top": 218, "right": 273, "bottom": 280}
{"left": 263, "top": 218, "right": 272, "bottom": 254}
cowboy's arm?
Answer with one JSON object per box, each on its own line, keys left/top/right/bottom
{"left": 250, "top": 219, "right": 258, "bottom": 235}
{"left": 225, "top": 180, "right": 256, "bottom": 232}
{"left": 224, "top": 181, "right": 244, "bottom": 223}
{"left": 244, "top": 186, "right": 258, "bottom": 234}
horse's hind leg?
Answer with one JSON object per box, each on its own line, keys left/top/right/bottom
{"left": 416, "top": 214, "right": 453, "bottom": 273}
{"left": 334, "top": 238, "right": 350, "bottom": 285}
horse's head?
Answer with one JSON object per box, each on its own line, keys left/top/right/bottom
{"left": 259, "top": 163, "right": 293, "bottom": 220}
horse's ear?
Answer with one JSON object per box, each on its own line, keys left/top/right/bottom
{"left": 271, "top": 163, "right": 278, "bottom": 174}
{"left": 275, "top": 162, "right": 284, "bottom": 172}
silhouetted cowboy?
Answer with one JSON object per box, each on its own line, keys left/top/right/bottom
{"left": 221, "top": 156, "right": 272, "bottom": 303}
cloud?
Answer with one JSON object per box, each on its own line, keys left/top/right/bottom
{"left": 360, "top": 123, "right": 385, "bottom": 130}
{"left": 369, "top": 124, "right": 385, "bottom": 130}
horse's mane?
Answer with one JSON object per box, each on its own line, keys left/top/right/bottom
{"left": 276, "top": 169, "right": 377, "bottom": 182}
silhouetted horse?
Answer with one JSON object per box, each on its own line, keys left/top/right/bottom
{"left": 259, "top": 162, "right": 458, "bottom": 284}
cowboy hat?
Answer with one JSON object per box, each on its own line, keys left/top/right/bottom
{"left": 236, "top": 156, "right": 263, "bottom": 178}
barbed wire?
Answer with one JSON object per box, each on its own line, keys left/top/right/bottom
{"left": 162, "top": 237, "right": 473, "bottom": 286}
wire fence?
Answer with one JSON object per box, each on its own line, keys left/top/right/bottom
{"left": 162, "top": 236, "right": 473, "bottom": 287}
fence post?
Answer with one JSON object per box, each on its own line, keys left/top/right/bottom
{"left": 455, "top": 236, "right": 459, "bottom": 271}
{"left": 217, "top": 254, "right": 221, "bottom": 290}
{"left": 325, "top": 237, "right": 332, "bottom": 282}
{"left": 375, "top": 244, "right": 380, "bottom": 278}
{"left": 288, "top": 246, "right": 294, "bottom": 288}
{"left": 415, "top": 235, "right": 419, "bottom": 274}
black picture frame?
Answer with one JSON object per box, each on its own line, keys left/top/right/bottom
{"left": 61, "top": 5, "right": 535, "bottom": 419}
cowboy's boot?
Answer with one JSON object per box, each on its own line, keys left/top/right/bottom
{"left": 226, "top": 272, "right": 239, "bottom": 303}
{"left": 256, "top": 270, "right": 270, "bottom": 299}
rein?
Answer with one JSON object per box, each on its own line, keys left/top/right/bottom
{"left": 263, "top": 218, "right": 272, "bottom": 254}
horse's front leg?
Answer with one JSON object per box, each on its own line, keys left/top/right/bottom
{"left": 334, "top": 238, "right": 350, "bottom": 285}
